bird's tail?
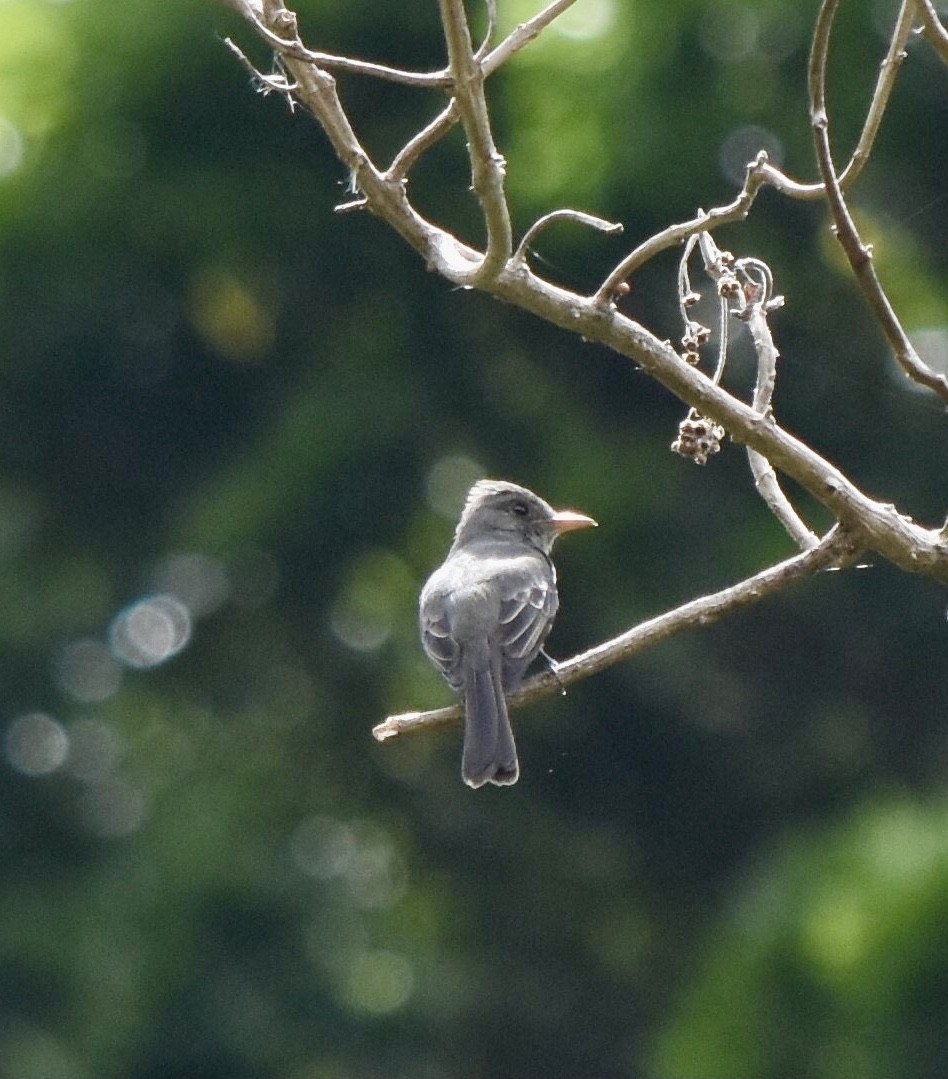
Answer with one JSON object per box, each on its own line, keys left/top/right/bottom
{"left": 462, "top": 649, "right": 519, "bottom": 788}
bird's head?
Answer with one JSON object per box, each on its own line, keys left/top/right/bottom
{"left": 452, "top": 479, "right": 597, "bottom": 555}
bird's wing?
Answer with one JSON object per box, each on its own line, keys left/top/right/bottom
{"left": 496, "top": 573, "right": 558, "bottom": 686}
{"left": 420, "top": 599, "right": 464, "bottom": 691}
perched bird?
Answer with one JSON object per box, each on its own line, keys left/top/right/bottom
{"left": 419, "top": 480, "right": 597, "bottom": 788}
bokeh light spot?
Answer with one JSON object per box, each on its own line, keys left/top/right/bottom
{"left": 78, "top": 779, "right": 147, "bottom": 838}
{"left": 425, "top": 455, "right": 486, "bottom": 520}
{"left": 551, "top": 0, "right": 616, "bottom": 40}
{"left": 4, "top": 713, "right": 68, "bottom": 776}
{"left": 65, "top": 720, "right": 123, "bottom": 784}
{"left": 189, "top": 268, "right": 274, "bottom": 363}
{"left": 290, "top": 816, "right": 407, "bottom": 909}
{"left": 700, "top": 2, "right": 760, "bottom": 63}
{"left": 719, "top": 125, "right": 784, "bottom": 186}
{"left": 330, "top": 550, "right": 413, "bottom": 653}
{"left": 109, "top": 595, "right": 191, "bottom": 669}
{"left": 53, "top": 638, "right": 122, "bottom": 703}
{"left": 151, "top": 551, "right": 230, "bottom": 617}
{"left": 341, "top": 950, "right": 414, "bottom": 1015}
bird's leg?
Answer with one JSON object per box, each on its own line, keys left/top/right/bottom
{"left": 539, "top": 648, "right": 566, "bottom": 696}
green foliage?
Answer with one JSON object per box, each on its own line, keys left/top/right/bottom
{"left": 652, "top": 797, "right": 948, "bottom": 1079}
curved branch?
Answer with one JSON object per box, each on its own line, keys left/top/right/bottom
{"left": 374, "top": 525, "right": 860, "bottom": 741}
{"left": 474, "top": 0, "right": 498, "bottom": 61}
{"left": 809, "top": 0, "right": 948, "bottom": 403}
{"left": 594, "top": 0, "right": 917, "bottom": 296}
{"left": 694, "top": 236, "right": 818, "bottom": 550}
{"left": 594, "top": 152, "right": 774, "bottom": 301}
{"left": 246, "top": 10, "right": 453, "bottom": 86}
{"left": 387, "top": 100, "right": 460, "bottom": 180}
{"left": 512, "top": 209, "right": 623, "bottom": 265}
{"left": 769, "top": 0, "right": 917, "bottom": 199}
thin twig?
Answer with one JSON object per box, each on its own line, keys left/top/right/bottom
{"left": 594, "top": 153, "right": 775, "bottom": 303}
{"left": 729, "top": 0, "right": 915, "bottom": 200}
{"left": 373, "top": 525, "right": 860, "bottom": 741}
{"left": 387, "top": 100, "right": 460, "bottom": 181}
{"left": 809, "top": 0, "right": 948, "bottom": 403}
{"left": 481, "top": 0, "right": 581, "bottom": 75}
{"left": 593, "top": 1, "right": 918, "bottom": 299}
{"left": 438, "top": 0, "right": 512, "bottom": 279}
{"left": 918, "top": 0, "right": 948, "bottom": 64}
{"left": 243, "top": 1, "right": 454, "bottom": 266}
{"left": 386, "top": 0, "right": 582, "bottom": 182}
{"left": 474, "top": 0, "right": 498, "bottom": 60}
{"left": 772, "top": 0, "right": 917, "bottom": 198}
{"left": 512, "top": 209, "right": 623, "bottom": 265}
{"left": 245, "top": 9, "right": 453, "bottom": 86}
{"left": 693, "top": 234, "right": 817, "bottom": 547}
{"left": 742, "top": 302, "right": 819, "bottom": 550}
{"left": 225, "top": 37, "right": 298, "bottom": 108}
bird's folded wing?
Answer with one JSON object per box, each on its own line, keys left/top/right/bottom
{"left": 421, "top": 606, "right": 464, "bottom": 689}
{"left": 498, "top": 580, "right": 558, "bottom": 672}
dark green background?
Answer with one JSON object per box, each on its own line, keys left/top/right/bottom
{"left": 0, "top": 1, "right": 946, "bottom": 1076}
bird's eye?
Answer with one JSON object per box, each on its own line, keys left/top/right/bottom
{"left": 511, "top": 500, "right": 529, "bottom": 517}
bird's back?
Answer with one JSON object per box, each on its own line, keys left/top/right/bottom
{"left": 420, "top": 539, "right": 557, "bottom": 692}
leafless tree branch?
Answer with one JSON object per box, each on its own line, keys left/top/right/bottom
{"left": 437, "top": 0, "right": 512, "bottom": 278}
{"left": 512, "top": 209, "right": 623, "bottom": 266}
{"left": 690, "top": 234, "right": 818, "bottom": 550}
{"left": 220, "top": 0, "right": 948, "bottom": 735}
{"left": 918, "top": 0, "right": 948, "bottom": 64}
{"left": 809, "top": 0, "right": 948, "bottom": 403}
{"left": 374, "top": 525, "right": 861, "bottom": 742}
{"left": 594, "top": 0, "right": 921, "bottom": 300}
{"left": 481, "top": 0, "right": 581, "bottom": 75}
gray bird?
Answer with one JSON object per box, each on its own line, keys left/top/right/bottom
{"left": 420, "top": 479, "right": 597, "bottom": 788}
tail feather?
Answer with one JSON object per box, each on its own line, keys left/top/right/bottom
{"left": 462, "top": 653, "right": 519, "bottom": 788}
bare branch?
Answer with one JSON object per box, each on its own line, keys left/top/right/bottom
{"left": 594, "top": 152, "right": 775, "bottom": 302}
{"left": 474, "top": 0, "right": 498, "bottom": 60}
{"left": 481, "top": 0, "right": 581, "bottom": 76}
{"left": 741, "top": 298, "right": 819, "bottom": 550}
{"left": 278, "top": 51, "right": 450, "bottom": 88}
{"left": 693, "top": 235, "right": 818, "bottom": 549}
{"left": 483, "top": 264, "right": 948, "bottom": 584}
{"left": 225, "top": 37, "right": 298, "bottom": 109}
{"left": 227, "top": 3, "right": 948, "bottom": 584}
{"left": 594, "top": 0, "right": 919, "bottom": 299}
{"left": 918, "top": 0, "right": 948, "bottom": 64}
{"left": 387, "top": 100, "right": 459, "bottom": 181}
{"left": 438, "top": 0, "right": 512, "bottom": 279}
{"left": 385, "top": 1, "right": 585, "bottom": 182}
{"left": 387, "top": 1, "right": 583, "bottom": 184}
{"left": 373, "top": 525, "right": 860, "bottom": 742}
{"left": 809, "top": 0, "right": 948, "bottom": 403}
{"left": 728, "top": 0, "right": 915, "bottom": 201}
{"left": 244, "top": 7, "right": 452, "bottom": 86}
{"left": 512, "top": 209, "right": 623, "bottom": 265}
